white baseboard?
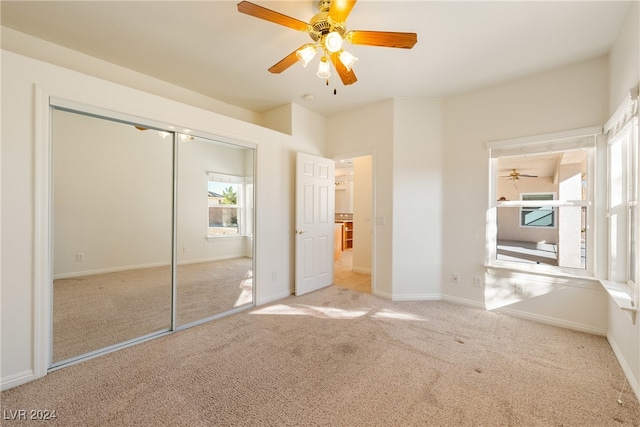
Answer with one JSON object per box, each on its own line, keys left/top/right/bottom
{"left": 372, "top": 289, "right": 393, "bottom": 300}
{"left": 392, "top": 293, "right": 440, "bottom": 302}
{"left": 367, "top": 291, "right": 608, "bottom": 337}
{"left": 177, "top": 255, "right": 251, "bottom": 266}
{"left": 441, "top": 295, "right": 607, "bottom": 335}
{"left": 53, "top": 261, "right": 170, "bottom": 280}
{"left": 489, "top": 305, "right": 607, "bottom": 336}
{"left": 256, "top": 289, "right": 293, "bottom": 306}
{"left": 607, "top": 331, "right": 640, "bottom": 403}
{"left": 442, "top": 295, "right": 486, "bottom": 309}
{"left": 1, "top": 370, "right": 34, "bottom": 391}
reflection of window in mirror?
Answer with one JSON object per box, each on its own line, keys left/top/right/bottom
{"left": 488, "top": 131, "right": 595, "bottom": 274}
{"left": 176, "top": 134, "right": 255, "bottom": 328}
{"left": 207, "top": 173, "right": 253, "bottom": 238}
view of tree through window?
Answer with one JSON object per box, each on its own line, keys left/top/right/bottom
{"left": 208, "top": 177, "right": 241, "bottom": 236}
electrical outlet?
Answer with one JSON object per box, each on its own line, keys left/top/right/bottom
{"left": 76, "top": 253, "right": 85, "bottom": 262}
{"left": 272, "top": 272, "right": 277, "bottom": 281}
{"left": 514, "top": 282, "right": 523, "bottom": 294}
{"left": 452, "top": 273, "right": 460, "bottom": 284}
{"left": 473, "top": 276, "right": 483, "bottom": 288}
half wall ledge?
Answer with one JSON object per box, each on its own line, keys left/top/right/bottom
{"left": 599, "top": 279, "right": 637, "bottom": 324}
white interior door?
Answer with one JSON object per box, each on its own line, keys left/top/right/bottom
{"left": 295, "top": 152, "right": 335, "bottom": 296}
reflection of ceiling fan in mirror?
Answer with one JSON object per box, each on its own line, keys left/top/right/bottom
{"left": 236, "top": 0, "right": 418, "bottom": 86}
{"left": 502, "top": 169, "right": 538, "bottom": 181}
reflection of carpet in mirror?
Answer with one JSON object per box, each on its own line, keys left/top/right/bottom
{"left": 53, "top": 257, "right": 253, "bottom": 363}
{"left": 334, "top": 249, "right": 371, "bottom": 294}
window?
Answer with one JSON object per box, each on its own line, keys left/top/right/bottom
{"left": 487, "top": 127, "right": 598, "bottom": 274}
{"left": 208, "top": 173, "right": 246, "bottom": 237}
{"left": 520, "top": 193, "right": 556, "bottom": 227}
{"left": 601, "top": 88, "right": 638, "bottom": 318}
{"left": 606, "top": 114, "right": 638, "bottom": 288}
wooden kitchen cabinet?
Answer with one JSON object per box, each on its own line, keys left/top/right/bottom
{"left": 334, "top": 224, "right": 343, "bottom": 260}
{"left": 342, "top": 220, "right": 353, "bottom": 250}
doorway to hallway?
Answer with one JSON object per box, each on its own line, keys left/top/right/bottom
{"left": 333, "top": 154, "right": 373, "bottom": 293}
{"left": 334, "top": 249, "right": 371, "bottom": 293}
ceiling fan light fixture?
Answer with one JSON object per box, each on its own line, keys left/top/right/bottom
{"left": 317, "top": 56, "right": 331, "bottom": 79}
{"left": 237, "top": 1, "right": 418, "bottom": 86}
{"left": 324, "top": 31, "right": 343, "bottom": 53}
{"left": 296, "top": 44, "right": 317, "bottom": 67}
{"left": 338, "top": 50, "right": 358, "bottom": 71}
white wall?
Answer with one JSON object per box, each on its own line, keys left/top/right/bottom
{"left": 442, "top": 56, "right": 609, "bottom": 330}
{"left": 53, "top": 110, "right": 174, "bottom": 277}
{"left": 328, "top": 100, "right": 394, "bottom": 297}
{"left": 1, "top": 27, "right": 261, "bottom": 125}
{"left": 0, "top": 50, "right": 325, "bottom": 390}
{"left": 606, "top": 1, "right": 640, "bottom": 401}
{"left": 334, "top": 176, "right": 353, "bottom": 213}
{"left": 352, "top": 156, "right": 372, "bottom": 274}
{"left": 392, "top": 98, "right": 443, "bottom": 300}
{"left": 327, "top": 98, "right": 444, "bottom": 300}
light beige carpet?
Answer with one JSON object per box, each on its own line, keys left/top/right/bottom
{"left": 53, "top": 258, "right": 253, "bottom": 363}
{"left": 4, "top": 286, "right": 639, "bottom": 426}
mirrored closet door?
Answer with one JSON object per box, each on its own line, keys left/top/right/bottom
{"left": 52, "top": 109, "right": 174, "bottom": 365}
{"left": 176, "top": 135, "right": 254, "bottom": 327}
{"left": 51, "top": 107, "right": 256, "bottom": 367}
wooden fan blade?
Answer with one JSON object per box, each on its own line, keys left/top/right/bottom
{"left": 237, "top": 1, "right": 309, "bottom": 32}
{"left": 329, "top": 0, "right": 357, "bottom": 24}
{"left": 268, "top": 47, "right": 304, "bottom": 74}
{"left": 346, "top": 30, "right": 417, "bottom": 49}
{"left": 329, "top": 52, "right": 357, "bottom": 85}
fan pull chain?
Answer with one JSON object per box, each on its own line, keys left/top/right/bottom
{"left": 323, "top": 78, "right": 336, "bottom": 95}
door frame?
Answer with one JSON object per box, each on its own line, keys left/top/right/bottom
{"left": 333, "top": 151, "right": 376, "bottom": 294}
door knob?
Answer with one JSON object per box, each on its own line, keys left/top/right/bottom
{"left": 296, "top": 230, "right": 307, "bottom": 234}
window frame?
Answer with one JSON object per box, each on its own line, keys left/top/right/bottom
{"left": 606, "top": 116, "right": 638, "bottom": 295}
{"left": 598, "top": 86, "right": 639, "bottom": 322}
{"left": 519, "top": 192, "right": 557, "bottom": 228}
{"left": 207, "top": 172, "right": 247, "bottom": 238}
{"left": 486, "top": 126, "right": 599, "bottom": 278}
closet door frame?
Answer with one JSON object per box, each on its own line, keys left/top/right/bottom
{"left": 34, "top": 87, "right": 257, "bottom": 375}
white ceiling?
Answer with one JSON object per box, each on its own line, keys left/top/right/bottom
{"left": 0, "top": 1, "right": 632, "bottom": 117}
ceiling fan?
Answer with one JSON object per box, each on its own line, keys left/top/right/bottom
{"left": 502, "top": 169, "right": 538, "bottom": 181}
{"left": 237, "top": 0, "right": 417, "bottom": 86}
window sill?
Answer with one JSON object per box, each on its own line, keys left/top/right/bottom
{"left": 206, "top": 234, "right": 246, "bottom": 242}
{"left": 485, "top": 261, "right": 596, "bottom": 283}
{"left": 599, "top": 279, "right": 637, "bottom": 324}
